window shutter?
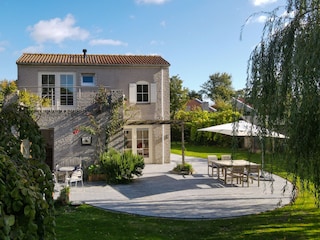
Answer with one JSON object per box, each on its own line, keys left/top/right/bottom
{"left": 129, "top": 83, "right": 137, "bottom": 104}
{"left": 150, "top": 83, "right": 157, "bottom": 103}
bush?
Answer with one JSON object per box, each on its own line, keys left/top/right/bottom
{"left": 173, "top": 163, "right": 194, "bottom": 175}
{"left": 55, "top": 186, "right": 70, "bottom": 206}
{"left": 0, "top": 151, "right": 56, "bottom": 240}
{"left": 100, "top": 149, "right": 145, "bottom": 184}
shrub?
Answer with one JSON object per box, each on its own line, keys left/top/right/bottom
{"left": 100, "top": 149, "right": 144, "bottom": 184}
{"left": 0, "top": 151, "right": 56, "bottom": 240}
{"left": 55, "top": 186, "right": 70, "bottom": 206}
{"left": 87, "top": 164, "right": 103, "bottom": 175}
{"left": 173, "top": 163, "right": 194, "bottom": 175}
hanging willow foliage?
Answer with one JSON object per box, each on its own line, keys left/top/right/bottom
{"left": 246, "top": 0, "right": 320, "bottom": 204}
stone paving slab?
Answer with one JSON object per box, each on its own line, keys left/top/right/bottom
{"left": 56, "top": 154, "right": 293, "bottom": 219}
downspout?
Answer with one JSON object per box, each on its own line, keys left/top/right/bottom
{"left": 161, "top": 68, "right": 165, "bottom": 164}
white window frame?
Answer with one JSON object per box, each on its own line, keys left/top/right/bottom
{"left": 81, "top": 73, "right": 96, "bottom": 86}
{"left": 123, "top": 126, "right": 152, "bottom": 160}
{"left": 129, "top": 82, "right": 157, "bottom": 104}
{"left": 60, "top": 74, "right": 75, "bottom": 106}
{"left": 39, "top": 72, "right": 76, "bottom": 110}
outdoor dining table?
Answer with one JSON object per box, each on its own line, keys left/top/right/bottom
{"left": 211, "top": 159, "right": 260, "bottom": 184}
{"left": 57, "top": 166, "right": 75, "bottom": 184}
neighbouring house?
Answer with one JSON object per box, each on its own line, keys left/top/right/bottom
{"left": 16, "top": 50, "right": 171, "bottom": 169}
{"left": 185, "top": 98, "right": 216, "bottom": 112}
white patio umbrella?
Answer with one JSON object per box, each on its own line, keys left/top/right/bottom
{"left": 198, "top": 120, "right": 286, "bottom": 138}
{"left": 198, "top": 120, "right": 286, "bottom": 180}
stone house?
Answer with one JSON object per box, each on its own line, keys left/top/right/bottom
{"left": 16, "top": 51, "right": 171, "bottom": 169}
{"left": 185, "top": 98, "right": 216, "bottom": 112}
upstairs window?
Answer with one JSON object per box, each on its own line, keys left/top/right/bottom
{"left": 42, "top": 74, "right": 55, "bottom": 105}
{"left": 60, "top": 74, "right": 74, "bottom": 105}
{"left": 137, "top": 84, "right": 148, "bottom": 103}
{"left": 81, "top": 74, "right": 95, "bottom": 86}
{"left": 40, "top": 72, "right": 75, "bottom": 108}
{"left": 129, "top": 82, "right": 156, "bottom": 104}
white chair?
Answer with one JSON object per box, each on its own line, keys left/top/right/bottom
{"left": 67, "top": 169, "right": 84, "bottom": 187}
{"left": 207, "top": 155, "right": 218, "bottom": 176}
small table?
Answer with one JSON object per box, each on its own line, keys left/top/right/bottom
{"left": 58, "top": 166, "right": 75, "bottom": 184}
{"left": 211, "top": 160, "right": 260, "bottom": 183}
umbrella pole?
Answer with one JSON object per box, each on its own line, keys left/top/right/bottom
{"left": 181, "top": 122, "right": 185, "bottom": 165}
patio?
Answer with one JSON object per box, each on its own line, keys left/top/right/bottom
{"left": 55, "top": 154, "right": 294, "bottom": 219}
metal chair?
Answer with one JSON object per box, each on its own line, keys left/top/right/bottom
{"left": 67, "top": 169, "right": 84, "bottom": 187}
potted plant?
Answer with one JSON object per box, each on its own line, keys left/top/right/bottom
{"left": 87, "top": 164, "right": 106, "bottom": 181}
{"left": 172, "top": 163, "right": 194, "bottom": 175}
{"left": 56, "top": 185, "right": 70, "bottom": 206}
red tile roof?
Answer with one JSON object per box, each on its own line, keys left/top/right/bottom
{"left": 16, "top": 53, "right": 170, "bottom": 66}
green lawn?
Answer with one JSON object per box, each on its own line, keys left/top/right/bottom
{"left": 55, "top": 144, "right": 320, "bottom": 240}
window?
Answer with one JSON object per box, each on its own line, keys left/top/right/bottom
{"left": 42, "top": 74, "right": 55, "bottom": 105}
{"left": 137, "top": 84, "right": 149, "bottom": 103}
{"left": 40, "top": 73, "right": 75, "bottom": 108}
{"left": 81, "top": 74, "right": 95, "bottom": 86}
{"left": 60, "top": 74, "right": 74, "bottom": 105}
{"left": 129, "top": 83, "right": 156, "bottom": 104}
{"left": 137, "top": 128, "right": 149, "bottom": 157}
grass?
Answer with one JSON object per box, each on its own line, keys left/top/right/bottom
{"left": 55, "top": 143, "right": 320, "bottom": 240}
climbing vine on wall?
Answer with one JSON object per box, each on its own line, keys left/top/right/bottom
{"left": 79, "top": 87, "right": 127, "bottom": 162}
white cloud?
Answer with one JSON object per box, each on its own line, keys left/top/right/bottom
{"left": 89, "top": 39, "right": 128, "bottom": 46}
{"left": 257, "top": 15, "right": 268, "bottom": 23}
{"left": 150, "top": 40, "right": 164, "bottom": 45}
{"left": 21, "top": 45, "right": 44, "bottom": 53}
{"left": 0, "top": 41, "right": 8, "bottom": 52}
{"left": 135, "top": 0, "right": 169, "bottom": 4}
{"left": 251, "top": 0, "right": 278, "bottom": 6}
{"left": 27, "top": 14, "right": 90, "bottom": 44}
{"left": 160, "top": 20, "right": 166, "bottom": 27}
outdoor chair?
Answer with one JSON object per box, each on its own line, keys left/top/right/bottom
{"left": 247, "top": 165, "right": 260, "bottom": 187}
{"left": 221, "top": 155, "right": 232, "bottom": 175}
{"left": 67, "top": 169, "right": 84, "bottom": 187}
{"left": 52, "top": 172, "right": 58, "bottom": 184}
{"left": 221, "top": 154, "right": 232, "bottom": 160}
{"left": 207, "top": 155, "right": 218, "bottom": 176}
{"left": 226, "top": 166, "right": 246, "bottom": 187}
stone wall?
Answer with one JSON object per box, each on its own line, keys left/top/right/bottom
{"left": 36, "top": 89, "right": 124, "bottom": 168}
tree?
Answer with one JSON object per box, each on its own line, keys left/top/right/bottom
{"left": 0, "top": 95, "right": 55, "bottom": 239}
{"left": 188, "top": 89, "right": 203, "bottom": 100}
{"left": 247, "top": 0, "right": 320, "bottom": 204}
{"left": 200, "top": 72, "right": 234, "bottom": 111}
{"left": 170, "top": 75, "right": 189, "bottom": 119}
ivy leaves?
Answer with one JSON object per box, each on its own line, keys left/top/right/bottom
{"left": 0, "top": 102, "right": 56, "bottom": 239}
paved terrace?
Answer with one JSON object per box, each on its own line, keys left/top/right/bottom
{"left": 56, "top": 154, "right": 293, "bottom": 219}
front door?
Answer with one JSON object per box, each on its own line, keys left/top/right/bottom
{"left": 124, "top": 127, "right": 150, "bottom": 161}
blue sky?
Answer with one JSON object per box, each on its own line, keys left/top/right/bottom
{"left": 0, "top": 0, "right": 286, "bottom": 91}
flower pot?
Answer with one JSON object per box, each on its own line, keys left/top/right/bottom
{"left": 88, "top": 174, "right": 107, "bottom": 181}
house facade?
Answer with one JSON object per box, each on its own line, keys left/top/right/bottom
{"left": 16, "top": 51, "right": 171, "bottom": 169}
{"left": 185, "top": 98, "right": 216, "bottom": 112}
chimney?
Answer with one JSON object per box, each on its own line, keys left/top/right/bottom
{"left": 83, "top": 49, "right": 87, "bottom": 58}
